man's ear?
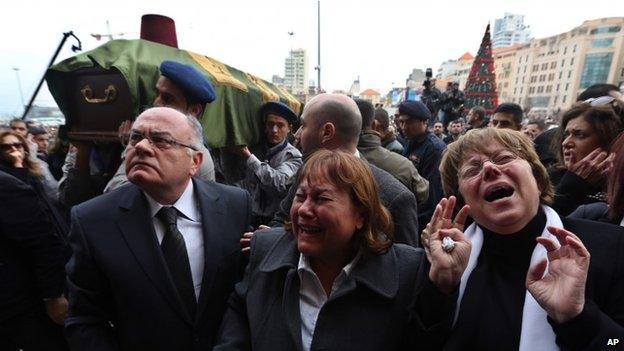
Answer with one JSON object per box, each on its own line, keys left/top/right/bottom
{"left": 371, "top": 120, "right": 382, "bottom": 132}
{"left": 320, "top": 122, "right": 336, "bottom": 144}
{"left": 187, "top": 104, "right": 203, "bottom": 118}
{"left": 190, "top": 150, "right": 204, "bottom": 176}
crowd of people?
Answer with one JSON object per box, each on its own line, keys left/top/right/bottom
{"left": 2, "top": 57, "right": 624, "bottom": 351}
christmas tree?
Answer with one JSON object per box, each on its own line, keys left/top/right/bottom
{"left": 464, "top": 24, "right": 498, "bottom": 114}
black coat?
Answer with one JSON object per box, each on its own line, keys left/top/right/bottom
{"left": 64, "top": 180, "right": 251, "bottom": 351}
{"left": 446, "top": 217, "right": 624, "bottom": 351}
{"left": 215, "top": 228, "right": 455, "bottom": 351}
{"left": 0, "top": 170, "right": 65, "bottom": 321}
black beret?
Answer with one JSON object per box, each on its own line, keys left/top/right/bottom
{"left": 159, "top": 60, "right": 216, "bottom": 104}
{"left": 398, "top": 100, "right": 431, "bottom": 121}
{"left": 260, "top": 101, "right": 298, "bottom": 124}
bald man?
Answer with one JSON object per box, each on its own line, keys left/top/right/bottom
{"left": 269, "top": 94, "right": 420, "bottom": 247}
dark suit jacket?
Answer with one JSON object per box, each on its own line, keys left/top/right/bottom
{"left": 215, "top": 228, "right": 455, "bottom": 351}
{"left": 270, "top": 163, "right": 420, "bottom": 247}
{"left": 446, "top": 217, "right": 624, "bottom": 351}
{"left": 65, "top": 180, "right": 251, "bottom": 351}
{"left": 0, "top": 170, "right": 65, "bottom": 321}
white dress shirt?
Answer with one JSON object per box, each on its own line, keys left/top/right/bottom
{"left": 297, "top": 252, "right": 361, "bottom": 351}
{"left": 144, "top": 181, "right": 205, "bottom": 300}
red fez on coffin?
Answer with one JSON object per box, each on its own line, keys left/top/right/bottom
{"left": 140, "top": 14, "right": 178, "bottom": 48}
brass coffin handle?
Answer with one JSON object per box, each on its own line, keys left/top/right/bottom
{"left": 81, "top": 84, "right": 117, "bottom": 104}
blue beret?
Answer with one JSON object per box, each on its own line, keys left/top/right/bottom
{"left": 159, "top": 60, "right": 216, "bottom": 104}
{"left": 398, "top": 100, "right": 431, "bottom": 121}
{"left": 260, "top": 101, "right": 298, "bottom": 124}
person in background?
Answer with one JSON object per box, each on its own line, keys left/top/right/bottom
{"left": 232, "top": 101, "right": 302, "bottom": 227}
{"left": 424, "top": 127, "right": 624, "bottom": 350}
{"left": 491, "top": 103, "right": 523, "bottom": 131}
{"left": 373, "top": 108, "right": 404, "bottom": 154}
{"left": 355, "top": 98, "right": 429, "bottom": 206}
{"left": 465, "top": 106, "right": 488, "bottom": 130}
{"left": 397, "top": 100, "right": 446, "bottom": 232}
{"left": 29, "top": 126, "right": 50, "bottom": 162}
{"left": 0, "top": 169, "right": 68, "bottom": 351}
{"left": 522, "top": 119, "right": 546, "bottom": 141}
{"left": 215, "top": 150, "right": 470, "bottom": 351}
{"left": 443, "top": 118, "right": 465, "bottom": 145}
{"left": 569, "top": 132, "right": 624, "bottom": 226}
{"left": 432, "top": 121, "right": 446, "bottom": 140}
{"left": 268, "top": 94, "right": 420, "bottom": 247}
{"left": 550, "top": 103, "right": 622, "bottom": 216}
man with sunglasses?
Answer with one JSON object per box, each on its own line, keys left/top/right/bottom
{"left": 65, "top": 107, "right": 251, "bottom": 350}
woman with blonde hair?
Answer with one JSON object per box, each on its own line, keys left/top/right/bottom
{"left": 423, "top": 127, "right": 624, "bottom": 350}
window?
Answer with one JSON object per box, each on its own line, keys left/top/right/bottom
{"left": 580, "top": 52, "right": 614, "bottom": 88}
{"left": 565, "top": 83, "right": 570, "bottom": 91}
{"left": 561, "top": 59, "right": 565, "bottom": 67}
{"left": 590, "top": 26, "right": 621, "bottom": 35}
{"left": 550, "top": 61, "right": 556, "bottom": 69}
{"left": 559, "top": 72, "right": 563, "bottom": 79}
{"left": 530, "top": 76, "right": 537, "bottom": 83}
{"left": 556, "top": 84, "right": 560, "bottom": 92}
{"left": 514, "top": 88, "right": 517, "bottom": 94}
{"left": 524, "top": 66, "right": 527, "bottom": 73}
{"left": 592, "top": 38, "right": 614, "bottom": 47}
{"left": 568, "top": 71, "right": 572, "bottom": 79}
{"left": 554, "top": 96, "right": 558, "bottom": 104}
{"left": 570, "top": 58, "right": 575, "bottom": 65}
{"left": 541, "top": 63, "right": 548, "bottom": 70}
{"left": 520, "top": 87, "right": 523, "bottom": 94}
{"left": 563, "top": 46, "right": 567, "bottom": 55}
{"left": 546, "top": 85, "right": 552, "bottom": 93}
{"left": 573, "top": 44, "right": 577, "bottom": 53}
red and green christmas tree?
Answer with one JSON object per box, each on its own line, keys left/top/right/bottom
{"left": 464, "top": 24, "right": 498, "bottom": 114}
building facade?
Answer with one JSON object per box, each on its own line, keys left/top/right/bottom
{"left": 492, "top": 13, "right": 531, "bottom": 48}
{"left": 439, "top": 17, "right": 624, "bottom": 118}
{"left": 284, "top": 49, "right": 309, "bottom": 95}
{"left": 509, "top": 17, "right": 624, "bottom": 116}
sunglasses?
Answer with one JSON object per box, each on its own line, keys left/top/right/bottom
{"left": 0, "top": 142, "right": 25, "bottom": 151}
{"left": 584, "top": 96, "right": 616, "bottom": 106}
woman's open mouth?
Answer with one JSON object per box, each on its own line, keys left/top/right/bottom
{"left": 484, "top": 184, "right": 515, "bottom": 202}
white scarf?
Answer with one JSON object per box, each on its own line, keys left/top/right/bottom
{"left": 454, "top": 205, "right": 561, "bottom": 351}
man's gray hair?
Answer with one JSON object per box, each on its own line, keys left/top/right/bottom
{"left": 184, "top": 114, "right": 204, "bottom": 153}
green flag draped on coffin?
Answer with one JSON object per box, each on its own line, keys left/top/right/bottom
{"left": 45, "top": 39, "right": 302, "bottom": 149}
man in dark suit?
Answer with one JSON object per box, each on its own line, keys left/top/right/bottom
{"left": 267, "top": 93, "right": 419, "bottom": 247}
{"left": 65, "top": 107, "right": 251, "bottom": 350}
{"left": 0, "top": 170, "right": 68, "bottom": 350}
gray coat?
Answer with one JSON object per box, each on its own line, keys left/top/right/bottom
{"left": 239, "top": 142, "right": 302, "bottom": 221}
{"left": 215, "top": 228, "right": 455, "bottom": 351}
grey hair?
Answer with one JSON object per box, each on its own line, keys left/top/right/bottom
{"left": 184, "top": 114, "right": 204, "bottom": 155}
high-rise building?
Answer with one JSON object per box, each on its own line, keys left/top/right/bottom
{"left": 284, "top": 49, "right": 308, "bottom": 95}
{"left": 492, "top": 13, "right": 531, "bottom": 48}
{"left": 509, "top": 17, "right": 624, "bottom": 115}
{"left": 349, "top": 77, "right": 361, "bottom": 97}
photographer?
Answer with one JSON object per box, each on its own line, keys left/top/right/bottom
{"left": 420, "top": 69, "right": 443, "bottom": 126}
{"left": 440, "top": 82, "right": 465, "bottom": 128}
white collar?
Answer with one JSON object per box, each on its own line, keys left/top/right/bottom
{"left": 297, "top": 250, "right": 361, "bottom": 277}
{"left": 144, "top": 180, "right": 200, "bottom": 222}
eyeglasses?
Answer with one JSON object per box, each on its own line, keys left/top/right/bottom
{"left": 127, "top": 131, "right": 198, "bottom": 151}
{"left": 459, "top": 151, "right": 519, "bottom": 179}
{"left": 583, "top": 96, "right": 616, "bottom": 106}
{"left": 0, "top": 142, "right": 25, "bottom": 151}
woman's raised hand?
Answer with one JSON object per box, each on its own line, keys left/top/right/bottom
{"left": 423, "top": 196, "right": 472, "bottom": 294}
{"left": 526, "top": 226, "right": 590, "bottom": 323}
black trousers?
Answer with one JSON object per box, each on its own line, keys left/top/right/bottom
{"left": 0, "top": 307, "right": 68, "bottom": 351}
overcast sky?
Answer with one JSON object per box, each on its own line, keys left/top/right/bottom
{"left": 1, "top": 0, "right": 620, "bottom": 115}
